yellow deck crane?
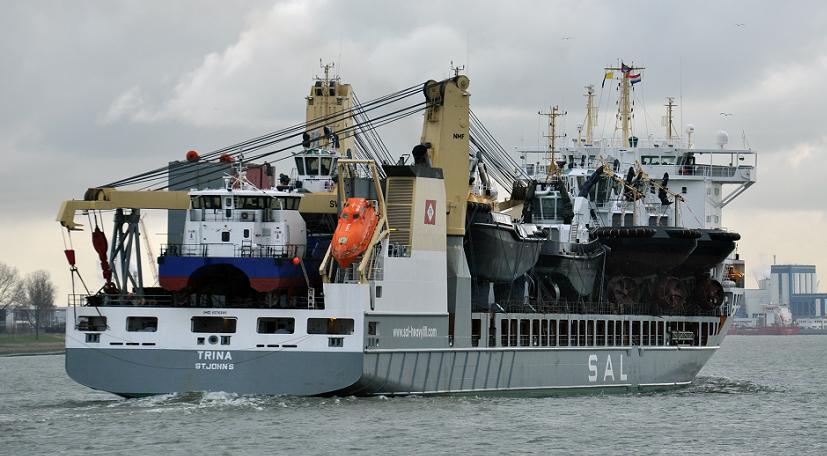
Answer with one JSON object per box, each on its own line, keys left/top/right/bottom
{"left": 57, "top": 188, "right": 190, "bottom": 295}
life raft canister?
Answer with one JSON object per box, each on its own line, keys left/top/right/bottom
{"left": 332, "top": 198, "right": 379, "bottom": 269}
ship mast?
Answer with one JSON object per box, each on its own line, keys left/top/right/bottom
{"left": 584, "top": 85, "right": 596, "bottom": 144}
{"left": 664, "top": 97, "right": 677, "bottom": 142}
{"left": 538, "top": 105, "right": 566, "bottom": 177}
{"left": 605, "top": 62, "right": 644, "bottom": 147}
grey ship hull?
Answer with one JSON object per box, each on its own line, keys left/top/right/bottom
{"left": 66, "top": 346, "right": 717, "bottom": 397}
{"left": 66, "top": 316, "right": 729, "bottom": 397}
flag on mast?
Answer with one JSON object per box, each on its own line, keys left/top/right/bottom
{"left": 601, "top": 71, "right": 614, "bottom": 88}
{"left": 627, "top": 73, "right": 642, "bottom": 85}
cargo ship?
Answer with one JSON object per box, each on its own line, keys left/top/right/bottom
{"left": 57, "top": 63, "right": 753, "bottom": 397}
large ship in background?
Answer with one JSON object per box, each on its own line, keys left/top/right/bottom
{"left": 57, "top": 62, "right": 754, "bottom": 397}
{"left": 730, "top": 305, "right": 800, "bottom": 334}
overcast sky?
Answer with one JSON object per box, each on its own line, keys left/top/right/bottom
{"left": 2, "top": 0, "right": 826, "bottom": 300}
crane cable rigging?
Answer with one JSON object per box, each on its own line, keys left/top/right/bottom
{"left": 102, "top": 82, "right": 426, "bottom": 189}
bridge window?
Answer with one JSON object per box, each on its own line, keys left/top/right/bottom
{"left": 126, "top": 316, "right": 157, "bottom": 332}
{"left": 273, "top": 197, "right": 300, "bottom": 211}
{"left": 221, "top": 231, "right": 230, "bottom": 242}
{"left": 191, "top": 317, "right": 237, "bottom": 333}
{"left": 541, "top": 197, "right": 560, "bottom": 221}
{"left": 295, "top": 157, "right": 305, "bottom": 175}
{"left": 237, "top": 197, "right": 266, "bottom": 210}
{"left": 306, "top": 157, "right": 319, "bottom": 175}
{"left": 192, "top": 195, "right": 221, "bottom": 209}
{"left": 257, "top": 317, "right": 294, "bottom": 334}
{"left": 307, "top": 318, "right": 354, "bottom": 335}
{"left": 320, "top": 157, "right": 333, "bottom": 175}
{"left": 284, "top": 197, "right": 300, "bottom": 210}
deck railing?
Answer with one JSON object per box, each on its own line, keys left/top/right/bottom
{"left": 496, "top": 300, "right": 726, "bottom": 317}
{"left": 68, "top": 293, "right": 325, "bottom": 309}
{"left": 69, "top": 293, "right": 174, "bottom": 308}
{"left": 161, "top": 243, "right": 301, "bottom": 259}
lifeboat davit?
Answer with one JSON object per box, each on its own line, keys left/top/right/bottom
{"left": 332, "top": 198, "right": 379, "bottom": 268}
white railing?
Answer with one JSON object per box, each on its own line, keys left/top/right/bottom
{"left": 161, "top": 243, "right": 301, "bottom": 259}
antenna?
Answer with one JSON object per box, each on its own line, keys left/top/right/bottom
{"left": 450, "top": 60, "right": 466, "bottom": 78}
{"left": 337, "top": 37, "right": 343, "bottom": 76}
{"left": 538, "top": 105, "right": 567, "bottom": 176}
{"left": 318, "top": 59, "right": 336, "bottom": 82}
{"left": 679, "top": 56, "right": 684, "bottom": 142}
{"left": 466, "top": 31, "right": 470, "bottom": 72}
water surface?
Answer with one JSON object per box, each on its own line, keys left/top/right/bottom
{"left": 2, "top": 336, "right": 826, "bottom": 455}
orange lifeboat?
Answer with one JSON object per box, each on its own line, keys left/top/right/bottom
{"left": 332, "top": 198, "right": 379, "bottom": 268}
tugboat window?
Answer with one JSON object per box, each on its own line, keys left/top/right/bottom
{"left": 320, "top": 157, "right": 332, "bottom": 175}
{"left": 191, "top": 317, "right": 237, "bottom": 333}
{"left": 238, "top": 197, "right": 265, "bottom": 209}
{"left": 199, "top": 196, "right": 222, "bottom": 209}
{"left": 295, "top": 157, "right": 305, "bottom": 175}
{"left": 306, "top": 157, "right": 319, "bottom": 175}
{"left": 541, "top": 198, "right": 559, "bottom": 220}
{"left": 126, "top": 316, "right": 158, "bottom": 332}
{"left": 221, "top": 231, "right": 230, "bottom": 242}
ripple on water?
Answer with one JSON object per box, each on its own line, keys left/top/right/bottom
{"left": 683, "top": 375, "right": 783, "bottom": 395}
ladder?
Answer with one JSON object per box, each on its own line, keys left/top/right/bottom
{"left": 240, "top": 240, "right": 252, "bottom": 257}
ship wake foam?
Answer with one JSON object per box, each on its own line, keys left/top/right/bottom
{"left": 683, "top": 376, "right": 783, "bottom": 395}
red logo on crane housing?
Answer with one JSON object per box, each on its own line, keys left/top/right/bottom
{"left": 424, "top": 200, "right": 436, "bottom": 225}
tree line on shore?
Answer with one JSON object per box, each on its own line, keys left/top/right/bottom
{"left": 0, "top": 262, "right": 56, "bottom": 339}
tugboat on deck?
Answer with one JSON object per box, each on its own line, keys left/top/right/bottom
{"left": 158, "top": 163, "right": 324, "bottom": 307}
